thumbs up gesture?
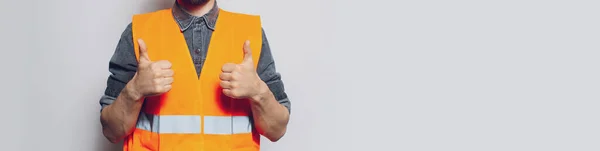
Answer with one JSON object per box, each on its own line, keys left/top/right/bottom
{"left": 130, "top": 39, "right": 174, "bottom": 98}
{"left": 219, "top": 40, "right": 266, "bottom": 100}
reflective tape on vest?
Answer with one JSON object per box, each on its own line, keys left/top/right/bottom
{"left": 136, "top": 112, "right": 253, "bottom": 134}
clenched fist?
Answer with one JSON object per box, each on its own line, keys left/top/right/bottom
{"left": 219, "top": 40, "right": 266, "bottom": 100}
{"left": 130, "top": 39, "right": 174, "bottom": 98}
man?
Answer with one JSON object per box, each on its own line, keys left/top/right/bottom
{"left": 98, "top": 0, "right": 291, "bottom": 150}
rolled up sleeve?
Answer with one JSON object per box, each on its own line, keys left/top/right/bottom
{"left": 256, "top": 29, "right": 291, "bottom": 113}
{"left": 100, "top": 23, "right": 138, "bottom": 112}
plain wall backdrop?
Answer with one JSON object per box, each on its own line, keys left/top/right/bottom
{"left": 1, "top": 0, "right": 599, "bottom": 150}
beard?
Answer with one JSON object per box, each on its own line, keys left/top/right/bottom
{"left": 180, "top": 0, "right": 209, "bottom": 5}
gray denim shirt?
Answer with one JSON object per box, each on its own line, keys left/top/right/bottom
{"left": 99, "top": 1, "right": 290, "bottom": 113}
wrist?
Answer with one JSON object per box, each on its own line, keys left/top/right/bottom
{"left": 250, "top": 82, "right": 270, "bottom": 104}
{"left": 124, "top": 80, "right": 143, "bottom": 102}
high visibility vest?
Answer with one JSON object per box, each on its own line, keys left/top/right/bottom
{"left": 123, "top": 8, "right": 263, "bottom": 151}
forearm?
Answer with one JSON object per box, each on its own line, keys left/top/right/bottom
{"left": 250, "top": 82, "right": 290, "bottom": 142}
{"left": 100, "top": 83, "right": 144, "bottom": 143}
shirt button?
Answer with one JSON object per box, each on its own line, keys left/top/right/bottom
{"left": 195, "top": 49, "right": 201, "bottom": 54}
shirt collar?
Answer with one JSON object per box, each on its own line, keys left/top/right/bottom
{"left": 172, "top": 1, "right": 219, "bottom": 32}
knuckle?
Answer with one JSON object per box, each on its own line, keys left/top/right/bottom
{"left": 223, "top": 64, "right": 236, "bottom": 71}
{"left": 231, "top": 74, "right": 238, "bottom": 80}
{"left": 159, "top": 61, "right": 168, "bottom": 68}
{"left": 231, "top": 91, "right": 239, "bottom": 97}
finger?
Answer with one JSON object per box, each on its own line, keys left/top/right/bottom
{"left": 220, "top": 81, "right": 232, "bottom": 89}
{"left": 154, "top": 60, "right": 172, "bottom": 69}
{"left": 221, "top": 63, "right": 237, "bottom": 73}
{"left": 219, "top": 73, "right": 233, "bottom": 81}
{"left": 241, "top": 40, "right": 253, "bottom": 65}
{"left": 161, "top": 77, "right": 174, "bottom": 85}
{"left": 158, "top": 69, "right": 174, "bottom": 77}
{"left": 161, "top": 84, "right": 172, "bottom": 93}
{"left": 137, "top": 39, "right": 151, "bottom": 63}
{"left": 223, "top": 89, "right": 234, "bottom": 98}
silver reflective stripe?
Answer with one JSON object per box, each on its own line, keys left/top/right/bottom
{"left": 135, "top": 112, "right": 252, "bottom": 134}
{"left": 135, "top": 112, "right": 156, "bottom": 132}
{"left": 135, "top": 112, "right": 201, "bottom": 134}
{"left": 159, "top": 115, "right": 201, "bottom": 134}
{"left": 231, "top": 116, "right": 253, "bottom": 134}
{"left": 204, "top": 116, "right": 253, "bottom": 134}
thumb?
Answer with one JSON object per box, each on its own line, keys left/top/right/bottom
{"left": 137, "top": 39, "right": 151, "bottom": 63}
{"left": 242, "top": 40, "right": 253, "bottom": 64}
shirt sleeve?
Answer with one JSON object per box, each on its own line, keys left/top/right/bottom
{"left": 99, "top": 23, "right": 137, "bottom": 112}
{"left": 256, "top": 28, "right": 292, "bottom": 114}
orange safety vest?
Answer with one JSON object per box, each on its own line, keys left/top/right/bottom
{"left": 123, "top": 8, "right": 263, "bottom": 151}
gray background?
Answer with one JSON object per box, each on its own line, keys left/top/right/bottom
{"left": 0, "top": 0, "right": 598, "bottom": 150}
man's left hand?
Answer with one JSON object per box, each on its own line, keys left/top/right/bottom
{"left": 220, "top": 40, "right": 267, "bottom": 100}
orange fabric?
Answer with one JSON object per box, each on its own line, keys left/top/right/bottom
{"left": 123, "top": 8, "right": 263, "bottom": 151}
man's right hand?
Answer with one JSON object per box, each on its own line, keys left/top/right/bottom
{"left": 130, "top": 39, "right": 174, "bottom": 99}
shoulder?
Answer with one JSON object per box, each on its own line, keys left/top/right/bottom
{"left": 112, "top": 23, "right": 136, "bottom": 64}
{"left": 121, "top": 23, "right": 133, "bottom": 38}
